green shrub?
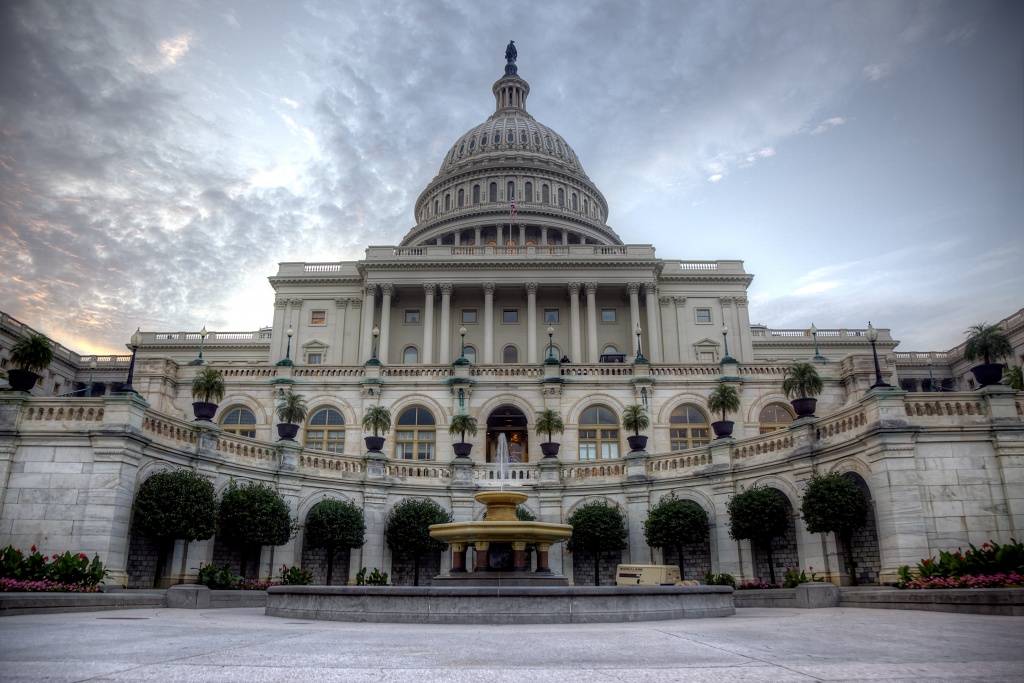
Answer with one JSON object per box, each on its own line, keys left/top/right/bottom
{"left": 384, "top": 498, "right": 451, "bottom": 586}
{"left": 515, "top": 506, "right": 536, "bottom": 522}
{"left": 356, "top": 567, "right": 390, "bottom": 586}
{"left": 196, "top": 562, "right": 240, "bottom": 590}
{"left": 304, "top": 499, "right": 366, "bottom": 585}
{"left": 218, "top": 481, "right": 295, "bottom": 578}
{"left": 566, "top": 501, "right": 628, "bottom": 586}
{"left": 643, "top": 494, "right": 709, "bottom": 575}
{"left": 703, "top": 571, "right": 736, "bottom": 588}
{"left": 727, "top": 485, "right": 789, "bottom": 584}
{"left": 800, "top": 473, "right": 868, "bottom": 585}
{"left": 278, "top": 564, "right": 313, "bottom": 585}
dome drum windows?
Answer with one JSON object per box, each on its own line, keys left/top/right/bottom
{"left": 507, "top": 181, "right": 515, "bottom": 201}
{"left": 473, "top": 185, "right": 481, "bottom": 204}
{"left": 305, "top": 408, "right": 345, "bottom": 453}
{"left": 396, "top": 406, "right": 436, "bottom": 460}
{"left": 557, "top": 188, "right": 565, "bottom": 207}
{"left": 489, "top": 182, "right": 498, "bottom": 202}
{"left": 579, "top": 405, "right": 619, "bottom": 460}
{"left": 220, "top": 407, "right": 257, "bottom": 438}
{"left": 669, "top": 405, "right": 710, "bottom": 451}
{"left": 542, "top": 184, "right": 550, "bottom": 204}
{"left": 524, "top": 182, "right": 533, "bottom": 202}
{"left": 457, "top": 189, "right": 465, "bottom": 207}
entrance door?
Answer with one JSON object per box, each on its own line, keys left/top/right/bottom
{"left": 485, "top": 406, "right": 529, "bottom": 463}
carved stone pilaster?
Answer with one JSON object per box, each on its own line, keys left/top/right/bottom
{"left": 364, "top": 284, "right": 377, "bottom": 297}
{"left": 584, "top": 282, "right": 598, "bottom": 296}
{"left": 719, "top": 296, "right": 733, "bottom": 308}
{"left": 380, "top": 283, "right": 395, "bottom": 297}
{"left": 289, "top": 298, "right": 303, "bottom": 307}
{"left": 335, "top": 297, "right": 350, "bottom": 309}
{"left": 659, "top": 296, "right": 672, "bottom": 307}
{"left": 274, "top": 299, "right": 288, "bottom": 309}
{"left": 642, "top": 282, "right": 658, "bottom": 297}
{"left": 734, "top": 296, "right": 748, "bottom": 307}
{"left": 626, "top": 282, "right": 641, "bottom": 296}
{"left": 525, "top": 282, "right": 539, "bottom": 295}
{"left": 440, "top": 283, "right": 453, "bottom": 297}
{"left": 482, "top": 282, "right": 495, "bottom": 295}
{"left": 674, "top": 297, "right": 686, "bottom": 307}
{"left": 568, "top": 282, "right": 582, "bottom": 297}
{"left": 351, "top": 298, "right": 363, "bottom": 310}
{"left": 423, "top": 283, "right": 436, "bottom": 297}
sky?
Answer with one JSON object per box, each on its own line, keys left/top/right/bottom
{"left": 1, "top": 0, "right": 1021, "bottom": 356}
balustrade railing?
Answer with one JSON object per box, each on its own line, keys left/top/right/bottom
{"left": 560, "top": 364, "right": 633, "bottom": 378}
{"left": 473, "top": 463, "right": 538, "bottom": 483}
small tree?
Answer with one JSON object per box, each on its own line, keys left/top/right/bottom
{"left": 566, "top": 501, "right": 627, "bottom": 586}
{"left": 535, "top": 409, "right": 564, "bottom": 443}
{"left": 276, "top": 392, "right": 308, "bottom": 424}
{"left": 782, "top": 362, "right": 823, "bottom": 399}
{"left": 384, "top": 498, "right": 451, "bottom": 586}
{"left": 218, "top": 481, "right": 294, "bottom": 578}
{"left": 516, "top": 506, "right": 536, "bottom": 521}
{"left": 448, "top": 413, "right": 478, "bottom": 443}
{"left": 191, "top": 368, "right": 226, "bottom": 404}
{"left": 362, "top": 405, "right": 392, "bottom": 437}
{"left": 727, "top": 485, "right": 789, "bottom": 584}
{"left": 643, "top": 494, "right": 709, "bottom": 577}
{"left": 964, "top": 323, "right": 1012, "bottom": 365}
{"left": 622, "top": 404, "right": 650, "bottom": 437}
{"left": 10, "top": 334, "right": 54, "bottom": 373}
{"left": 1007, "top": 366, "right": 1024, "bottom": 391}
{"left": 800, "top": 473, "right": 868, "bottom": 585}
{"left": 132, "top": 470, "right": 218, "bottom": 587}
{"left": 706, "top": 383, "right": 740, "bottom": 422}
{"left": 304, "top": 499, "right": 366, "bottom": 585}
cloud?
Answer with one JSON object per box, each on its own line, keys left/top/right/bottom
{"left": 810, "top": 117, "right": 846, "bottom": 135}
{"left": 158, "top": 33, "right": 192, "bottom": 67}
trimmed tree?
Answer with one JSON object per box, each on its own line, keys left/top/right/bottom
{"left": 643, "top": 494, "right": 709, "bottom": 578}
{"left": 218, "top": 481, "right": 294, "bottom": 578}
{"left": 800, "top": 473, "right": 868, "bottom": 585}
{"left": 964, "top": 322, "right": 1012, "bottom": 365}
{"left": 304, "top": 499, "right": 366, "bottom": 585}
{"left": 131, "top": 470, "right": 218, "bottom": 587}
{"left": 782, "top": 362, "right": 823, "bottom": 399}
{"left": 384, "top": 498, "right": 451, "bottom": 586}
{"left": 727, "top": 485, "right": 789, "bottom": 584}
{"left": 566, "top": 501, "right": 628, "bottom": 586}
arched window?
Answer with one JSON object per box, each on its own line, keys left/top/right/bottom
{"left": 669, "top": 405, "right": 710, "bottom": 451}
{"left": 542, "top": 184, "right": 550, "bottom": 204}
{"left": 463, "top": 346, "right": 477, "bottom": 364}
{"left": 396, "top": 406, "right": 436, "bottom": 460}
{"left": 433, "top": 199, "right": 438, "bottom": 215}
{"left": 557, "top": 188, "right": 565, "bottom": 207}
{"left": 507, "top": 129, "right": 514, "bottom": 143}
{"left": 507, "top": 181, "right": 515, "bottom": 201}
{"left": 220, "top": 407, "right": 256, "bottom": 438}
{"left": 759, "top": 403, "right": 795, "bottom": 434}
{"left": 503, "top": 345, "right": 519, "bottom": 363}
{"left": 571, "top": 193, "right": 578, "bottom": 210}
{"left": 520, "top": 130, "right": 527, "bottom": 144}
{"left": 481, "top": 134, "right": 488, "bottom": 146}
{"left": 489, "top": 182, "right": 498, "bottom": 202}
{"left": 584, "top": 198, "right": 589, "bottom": 215}
{"left": 445, "top": 194, "right": 451, "bottom": 211}
{"left": 403, "top": 346, "right": 419, "bottom": 364}
{"left": 602, "top": 345, "right": 619, "bottom": 355}
{"left": 579, "top": 405, "right": 619, "bottom": 460}
{"left": 457, "top": 189, "right": 464, "bottom": 207}
{"left": 473, "top": 185, "right": 480, "bottom": 204}
{"left": 524, "top": 182, "right": 533, "bottom": 202}
{"left": 305, "top": 408, "right": 345, "bottom": 452}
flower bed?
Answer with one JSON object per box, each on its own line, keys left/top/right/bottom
{"left": 0, "top": 578, "right": 100, "bottom": 593}
{"left": 898, "top": 540, "right": 1024, "bottom": 589}
{"left": 0, "top": 545, "right": 107, "bottom": 592}
{"left": 901, "top": 573, "right": 1023, "bottom": 590}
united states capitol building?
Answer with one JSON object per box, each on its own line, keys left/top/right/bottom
{"left": 2, "top": 47, "right": 1022, "bottom": 588}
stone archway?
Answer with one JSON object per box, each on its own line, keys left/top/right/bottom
{"left": 485, "top": 406, "right": 529, "bottom": 463}
{"left": 844, "top": 472, "right": 882, "bottom": 585}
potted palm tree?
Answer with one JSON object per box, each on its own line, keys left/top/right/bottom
{"left": 535, "top": 409, "right": 564, "bottom": 457}
{"left": 448, "top": 413, "right": 478, "bottom": 458}
{"left": 706, "top": 383, "right": 740, "bottom": 439}
{"left": 964, "top": 323, "right": 1012, "bottom": 388}
{"left": 622, "top": 404, "right": 650, "bottom": 452}
{"left": 782, "top": 361, "right": 823, "bottom": 418}
{"left": 190, "top": 367, "right": 225, "bottom": 421}
{"left": 7, "top": 334, "right": 54, "bottom": 392}
{"left": 276, "top": 391, "right": 308, "bottom": 441}
{"left": 362, "top": 405, "right": 392, "bottom": 453}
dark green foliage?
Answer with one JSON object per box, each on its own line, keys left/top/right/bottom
{"left": 783, "top": 361, "right": 823, "bottom": 399}
{"left": 703, "top": 571, "right": 736, "bottom": 587}
{"left": 964, "top": 323, "right": 1012, "bottom": 365}
{"left": 132, "top": 470, "right": 218, "bottom": 587}
{"left": 643, "top": 494, "right": 709, "bottom": 573}
{"left": 196, "top": 562, "right": 240, "bottom": 589}
{"left": 1005, "top": 365, "right": 1023, "bottom": 391}
{"left": 356, "top": 567, "right": 390, "bottom": 586}
{"left": 448, "top": 413, "right": 478, "bottom": 442}
{"left": 190, "top": 367, "right": 225, "bottom": 403}
{"left": 0, "top": 546, "right": 107, "bottom": 587}
{"left": 279, "top": 564, "right": 313, "bottom": 585}
{"left": 305, "top": 499, "right": 366, "bottom": 584}
{"left": 10, "top": 334, "right": 54, "bottom": 373}
{"left": 276, "top": 392, "right": 308, "bottom": 424}
{"left": 535, "top": 409, "right": 564, "bottom": 442}
{"left": 516, "top": 506, "right": 536, "bottom": 522}
{"left": 218, "top": 481, "right": 294, "bottom": 577}
{"left": 801, "top": 473, "right": 868, "bottom": 585}
{"left": 706, "top": 383, "right": 740, "bottom": 421}
{"left": 384, "top": 498, "right": 451, "bottom": 586}
{"left": 727, "top": 485, "right": 790, "bottom": 584}
{"left": 622, "top": 404, "right": 650, "bottom": 436}
{"left": 362, "top": 405, "right": 392, "bottom": 437}
{"left": 566, "top": 500, "right": 628, "bottom": 586}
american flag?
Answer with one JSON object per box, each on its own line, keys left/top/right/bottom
{"left": 509, "top": 197, "right": 517, "bottom": 228}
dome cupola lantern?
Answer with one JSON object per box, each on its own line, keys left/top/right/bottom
{"left": 494, "top": 40, "right": 530, "bottom": 115}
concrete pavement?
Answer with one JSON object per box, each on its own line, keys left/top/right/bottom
{"left": 1, "top": 606, "right": 1021, "bottom": 682}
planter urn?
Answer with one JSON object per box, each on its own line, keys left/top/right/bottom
{"left": 791, "top": 397, "right": 818, "bottom": 418}
{"left": 452, "top": 442, "right": 473, "bottom": 458}
{"left": 6, "top": 369, "right": 40, "bottom": 393}
{"left": 711, "top": 420, "right": 734, "bottom": 439}
{"left": 539, "top": 442, "right": 561, "bottom": 458}
{"left": 192, "top": 401, "right": 218, "bottom": 422}
{"left": 364, "top": 435, "right": 386, "bottom": 453}
{"left": 626, "top": 435, "right": 648, "bottom": 452}
{"left": 277, "top": 422, "right": 300, "bottom": 441}
{"left": 970, "top": 363, "right": 1004, "bottom": 388}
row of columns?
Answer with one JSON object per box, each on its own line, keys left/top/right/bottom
{"left": 433, "top": 225, "right": 584, "bottom": 247}
{"left": 359, "top": 281, "right": 665, "bottom": 365}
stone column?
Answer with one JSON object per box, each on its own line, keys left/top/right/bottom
{"left": 626, "top": 489, "right": 653, "bottom": 564}
{"left": 289, "top": 298, "right": 303, "bottom": 356}
{"left": 568, "top": 283, "right": 582, "bottom": 363}
{"left": 735, "top": 296, "right": 753, "bottom": 362}
{"left": 354, "top": 487, "right": 391, "bottom": 583}
{"left": 675, "top": 297, "right": 689, "bottom": 362}
{"left": 474, "top": 542, "right": 490, "bottom": 572}
{"left": 422, "top": 284, "right": 435, "bottom": 364}
{"left": 540, "top": 226, "right": 548, "bottom": 245}
{"left": 585, "top": 282, "right": 598, "bottom": 363}
{"left": 659, "top": 297, "right": 677, "bottom": 363}
{"left": 474, "top": 227, "right": 482, "bottom": 246}
{"left": 271, "top": 299, "right": 287, "bottom": 361}
{"left": 439, "top": 284, "right": 452, "bottom": 364}
{"left": 519, "top": 225, "right": 526, "bottom": 245}
{"left": 348, "top": 299, "right": 362, "bottom": 365}
{"left": 379, "top": 284, "right": 393, "bottom": 364}
{"left": 333, "top": 298, "right": 349, "bottom": 365}
{"left": 360, "top": 285, "right": 376, "bottom": 362}
{"left": 644, "top": 283, "right": 660, "bottom": 362}
{"left": 526, "top": 282, "right": 538, "bottom": 364}
{"left": 483, "top": 282, "right": 495, "bottom": 364}
{"left": 711, "top": 480, "right": 744, "bottom": 579}
{"left": 512, "top": 541, "right": 527, "bottom": 571}
{"left": 627, "top": 283, "right": 641, "bottom": 344}
{"left": 562, "top": 231, "right": 569, "bottom": 246}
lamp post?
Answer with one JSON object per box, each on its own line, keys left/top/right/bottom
{"left": 277, "top": 327, "right": 294, "bottom": 366}
{"left": 865, "top": 322, "right": 891, "bottom": 389}
{"left": 454, "top": 326, "right": 469, "bottom": 366}
{"left": 123, "top": 328, "right": 142, "bottom": 395}
{"left": 85, "top": 359, "right": 97, "bottom": 397}
{"left": 544, "top": 326, "right": 559, "bottom": 365}
{"left": 191, "top": 326, "right": 208, "bottom": 365}
{"left": 810, "top": 323, "right": 826, "bottom": 362}
{"left": 721, "top": 325, "right": 735, "bottom": 364}
{"left": 634, "top": 323, "right": 645, "bottom": 361}
{"left": 366, "top": 326, "right": 382, "bottom": 366}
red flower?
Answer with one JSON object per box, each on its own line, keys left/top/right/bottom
{"left": 79, "top": 553, "right": 87, "bottom": 560}
{"left": 31, "top": 545, "right": 36, "bottom": 553}
{"left": 923, "top": 558, "right": 932, "bottom": 564}
{"left": 982, "top": 543, "right": 990, "bottom": 548}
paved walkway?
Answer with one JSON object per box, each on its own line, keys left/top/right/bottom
{"left": 1, "top": 606, "right": 1022, "bottom": 682}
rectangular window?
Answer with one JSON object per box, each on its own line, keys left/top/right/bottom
{"left": 53, "top": 383, "right": 62, "bottom": 395}
{"left": 695, "top": 308, "right": 712, "bottom": 324}
{"left": 307, "top": 353, "right": 322, "bottom": 365}
{"left": 462, "top": 309, "right": 478, "bottom": 324}
{"left": 310, "top": 310, "right": 326, "bottom": 325}
{"left": 503, "top": 309, "right": 519, "bottom": 324}
{"left": 544, "top": 309, "right": 560, "bottom": 323}
{"left": 405, "top": 309, "right": 421, "bottom": 324}
{"left": 698, "top": 351, "right": 715, "bottom": 362}
{"left": 601, "top": 308, "right": 616, "bottom": 323}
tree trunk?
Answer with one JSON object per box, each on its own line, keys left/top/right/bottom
{"left": 413, "top": 554, "right": 421, "bottom": 586}
{"left": 675, "top": 544, "right": 685, "bottom": 580}
{"left": 593, "top": 552, "right": 600, "bottom": 586}
{"left": 841, "top": 531, "right": 858, "bottom": 586}
{"left": 326, "top": 548, "right": 335, "bottom": 586}
{"left": 765, "top": 542, "right": 776, "bottom": 585}
{"left": 154, "top": 540, "right": 172, "bottom": 588}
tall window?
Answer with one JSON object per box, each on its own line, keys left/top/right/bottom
{"left": 571, "top": 193, "right": 578, "bottom": 210}
{"left": 463, "top": 346, "right": 477, "bottom": 364}
{"left": 396, "top": 407, "right": 436, "bottom": 460}
{"left": 403, "top": 346, "right": 419, "bottom": 364}
{"left": 542, "top": 184, "right": 550, "bottom": 204}
{"left": 579, "top": 406, "right": 619, "bottom": 460}
{"left": 305, "top": 408, "right": 345, "bottom": 452}
{"left": 473, "top": 185, "right": 480, "bottom": 203}
{"left": 759, "top": 404, "right": 794, "bottom": 434}
{"left": 434, "top": 199, "right": 438, "bottom": 215}
{"left": 525, "top": 182, "right": 533, "bottom": 202}
{"left": 220, "top": 407, "right": 257, "bottom": 438}
{"left": 457, "top": 188, "right": 465, "bottom": 207}
{"left": 503, "top": 345, "right": 519, "bottom": 363}
{"left": 670, "top": 405, "right": 710, "bottom": 451}
{"left": 489, "top": 182, "right": 498, "bottom": 202}
{"left": 557, "top": 188, "right": 565, "bottom": 207}
{"left": 507, "top": 181, "right": 515, "bottom": 201}
{"left": 445, "top": 193, "right": 451, "bottom": 211}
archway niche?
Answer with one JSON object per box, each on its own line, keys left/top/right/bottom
{"left": 485, "top": 406, "right": 529, "bottom": 463}
{"left": 844, "top": 472, "right": 882, "bottom": 585}
{"left": 752, "top": 489, "right": 799, "bottom": 583}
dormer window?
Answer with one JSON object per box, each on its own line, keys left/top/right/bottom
{"left": 481, "top": 134, "right": 488, "bottom": 146}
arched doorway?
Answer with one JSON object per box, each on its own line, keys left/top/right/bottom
{"left": 752, "top": 488, "right": 799, "bottom": 583}
{"left": 844, "top": 472, "right": 882, "bottom": 585}
{"left": 486, "top": 406, "right": 529, "bottom": 462}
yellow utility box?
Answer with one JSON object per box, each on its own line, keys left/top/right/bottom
{"left": 615, "top": 564, "right": 682, "bottom": 586}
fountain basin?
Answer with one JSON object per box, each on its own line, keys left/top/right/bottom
{"left": 428, "top": 520, "right": 573, "bottom": 545}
